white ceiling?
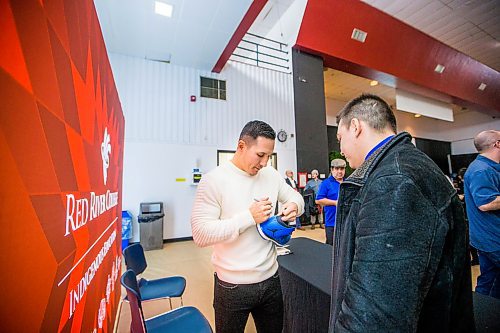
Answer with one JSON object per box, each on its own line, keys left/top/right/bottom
{"left": 94, "top": 0, "right": 498, "bottom": 114}
{"left": 94, "top": 0, "right": 253, "bottom": 71}
{"left": 94, "top": 0, "right": 499, "bottom": 72}
{"left": 249, "top": 0, "right": 305, "bottom": 44}
{"left": 323, "top": 69, "right": 469, "bottom": 116}
{"left": 324, "top": 68, "right": 396, "bottom": 105}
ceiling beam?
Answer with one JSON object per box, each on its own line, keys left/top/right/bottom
{"left": 295, "top": 0, "right": 499, "bottom": 114}
{"left": 212, "top": 0, "right": 268, "bottom": 73}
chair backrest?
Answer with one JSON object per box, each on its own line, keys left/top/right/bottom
{"left": 121, "top": 269, "right": 147, "bottom": 333}
{"left": 123, "top": 243, "right": 147, "bottom": 275}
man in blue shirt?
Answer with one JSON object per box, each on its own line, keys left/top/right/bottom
{"left": 316, "top": 159, "right": 345, "bottom": 245}
{"left": 464, "top": 130, "right": 500, "bottom": 299}
{"left": 305, "top": 169, "right": 324, "bottom": 229}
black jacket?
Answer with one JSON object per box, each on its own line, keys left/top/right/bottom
{"left": 285, "top": 177, "right": 297, "bottom": 189}
{"left": 329, "top": 132, "right": 474, "bottom": 332}
{"left": 303, "top": 188, "right": 318, "bottom": 218}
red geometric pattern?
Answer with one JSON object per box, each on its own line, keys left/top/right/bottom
{"left": 0, "top": 0, "right": 124, "bottom": 331}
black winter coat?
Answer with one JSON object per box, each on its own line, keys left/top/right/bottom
{"left": 303, "top": 188, "right": 318, "bottom": 218}
{"left": 329, "top": 132, "right": 474, "bottom": 332}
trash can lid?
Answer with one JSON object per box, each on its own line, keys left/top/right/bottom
{"left": 138, "top": 213, "right": 164, "bottom": 223}
{"left": 122, "top": 210, "right": 132, "bottom": 218}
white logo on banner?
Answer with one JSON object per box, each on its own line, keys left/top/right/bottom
{"left": 101, "top": 128, "right": 111, "bottom": 185}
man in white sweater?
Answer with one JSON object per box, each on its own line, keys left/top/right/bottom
{"left": 191, "top": 120, "right": 304, "bottom": 333}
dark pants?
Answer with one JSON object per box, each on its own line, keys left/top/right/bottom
{"left": 476, "top": 250, "right": 500, "bottom": 299}
{"left": 471, "top": 245, "right": 480, "bottom": 265}
{"left": 213, "top": 272, "right": 284, "bottom": 333}
{"left": 325, "top": 226, "right": 334, "bottom": 245}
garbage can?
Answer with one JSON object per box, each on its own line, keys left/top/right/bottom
{"left": 138, "top": 202, "right": 164, "bottom": 251}
{"left": 122, "top": 211, "right": 133, "bottom": 251}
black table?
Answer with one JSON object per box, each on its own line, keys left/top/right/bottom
{"left": 278, "top": 237, "right": 500, "bottom": 333}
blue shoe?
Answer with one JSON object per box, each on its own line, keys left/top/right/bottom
{"left": 257, "top": 216, "right": 295, "bottom": 246}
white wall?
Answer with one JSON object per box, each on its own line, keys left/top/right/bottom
{"left": 109, "top": 54, "right": 297, "bottom": 240}
{"left": 446, "top": 112, "right": 500, "bottom": 154}
{"left": 326, "top": 97, "right": 499, "bottom": 155}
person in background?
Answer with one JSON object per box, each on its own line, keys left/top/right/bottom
{"left": 304, "top": 169, "right": 324, "bottom": 229}
{"left": 457, "top": 166, "right": 480, "bottom": 266}
{"left": 329, "top": 94, "right": 473, "bottom": 332}
{"left": 457, "top": 167, "right": 467, "bottom": 198}
{"left": 285, "top": 169, "right": 305, "bottom": 230}
{"left": 316, "top": 159, "right": 345, "bottom": 245}
{"left": 191, "top": 120, "right": 304, "bottom": 333}
{"left": 464, "top": 130, "right": 500, "bottom": 299}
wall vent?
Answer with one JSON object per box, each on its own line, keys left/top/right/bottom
{"left": 351, "top": 28, "right": 367, "bottom": 43}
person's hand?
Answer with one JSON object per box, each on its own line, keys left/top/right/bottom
{"left": 250, "top": 197, "right": 273, "bottom": 224}
{"left": 279, "top": 202, "right": 298, "bottom": 222}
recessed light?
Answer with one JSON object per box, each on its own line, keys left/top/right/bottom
{"left": 155, "top": 1, "right": 173, "bottom": 17}
{"left": 370, "top": 80, "right": 378, "bottom": 86}
{"left": 351, "top": 28, "right": 367, "bottom": 43}
{"left": 478, "top": 83, "right": 487, "bottom": 91}
{"left": 434, "top": 64, "right": 445, "bottom": 74}
{"left": 414, "top": 114, "right": 422, "bottom": 118}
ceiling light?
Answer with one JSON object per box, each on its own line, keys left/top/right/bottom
{"left": 155, "top": 1, "right": 173, "bottom": 17}
{"left": 434, "top": 64, "right": 445, "bottom": 74}
{"left": 370, "top": 80, "right": 378, "bottom": 86}
{"left": 414, "top": 114, "right": 422, "bottom": 118}
{"left": 351, "top": 28, "right": 367, "bottom": 43}
{"left": 478, "top": 83, "right": 487, "bottom": 91}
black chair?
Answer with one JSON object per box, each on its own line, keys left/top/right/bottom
{"left": 121, "top": 270, "right": 212, "bottom": 333}
{"left": 123, "top": 243, "right": 186, "bottom": 309}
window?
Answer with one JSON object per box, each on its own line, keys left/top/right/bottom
{"left": 201, "top": 77, "right": 226, "bottom": 100}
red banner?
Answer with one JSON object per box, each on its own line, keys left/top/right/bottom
{"left": 0, "top": 0, "right": 124, "bottom": 331}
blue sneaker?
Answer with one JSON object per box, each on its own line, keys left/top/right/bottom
{"left": 257, "top": 216, "right": 295, "bottom": 246}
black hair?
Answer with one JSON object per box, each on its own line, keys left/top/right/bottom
{"left": 239, "top": 120, "right": 276, "bottom": 142}
{"left": 336, "top": 94, "right": 397, "bottom": 133}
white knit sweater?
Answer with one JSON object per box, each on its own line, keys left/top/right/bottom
{"left": 191, "top": 161, "right": 304, "bottom": 284}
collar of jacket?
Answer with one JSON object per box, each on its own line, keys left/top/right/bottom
{"left": 346, "top": 132, "right": 412, "bottom": 186}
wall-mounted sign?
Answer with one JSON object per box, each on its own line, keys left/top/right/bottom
{"left": 0, "top": 1, "right": 124, "bottom": 331}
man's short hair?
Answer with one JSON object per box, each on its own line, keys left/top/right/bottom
{"left": 239, "top": 120, "right": 276, "bottom": 142}
{"left": 336, "top": 94, "right": 397, "bottom": 133}
{"left": 473, "top": 130, "right": 499, "bottom": 153}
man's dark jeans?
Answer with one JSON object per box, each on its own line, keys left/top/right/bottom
{"left": 213, "top": 272, "right": 283, "bottom": 333}
{"left": 476, "top": 250, "right": 500, "bottom": 299}
{"left": 325, "top": 226, "right": 334, "bottom": 245}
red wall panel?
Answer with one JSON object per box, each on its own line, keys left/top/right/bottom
{"left": 0, "top": 0, "right": 125, "bottom": 331}
{"left": 295, "top": 0, "right": 500, "bottom": 114}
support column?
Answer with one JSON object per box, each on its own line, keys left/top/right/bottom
{"left": 292, "top": 49, "right": 329, "bottom": 177}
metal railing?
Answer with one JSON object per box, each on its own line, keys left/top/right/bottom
{"left": 231, "top": 32, "right": 290, "bottom": 72}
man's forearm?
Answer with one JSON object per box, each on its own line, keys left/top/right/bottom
{"left": 479, "top": 196, "right": 500, "bottom": 212}
{"left": 316, "top": 198, "right": 337, "bottom": 206}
